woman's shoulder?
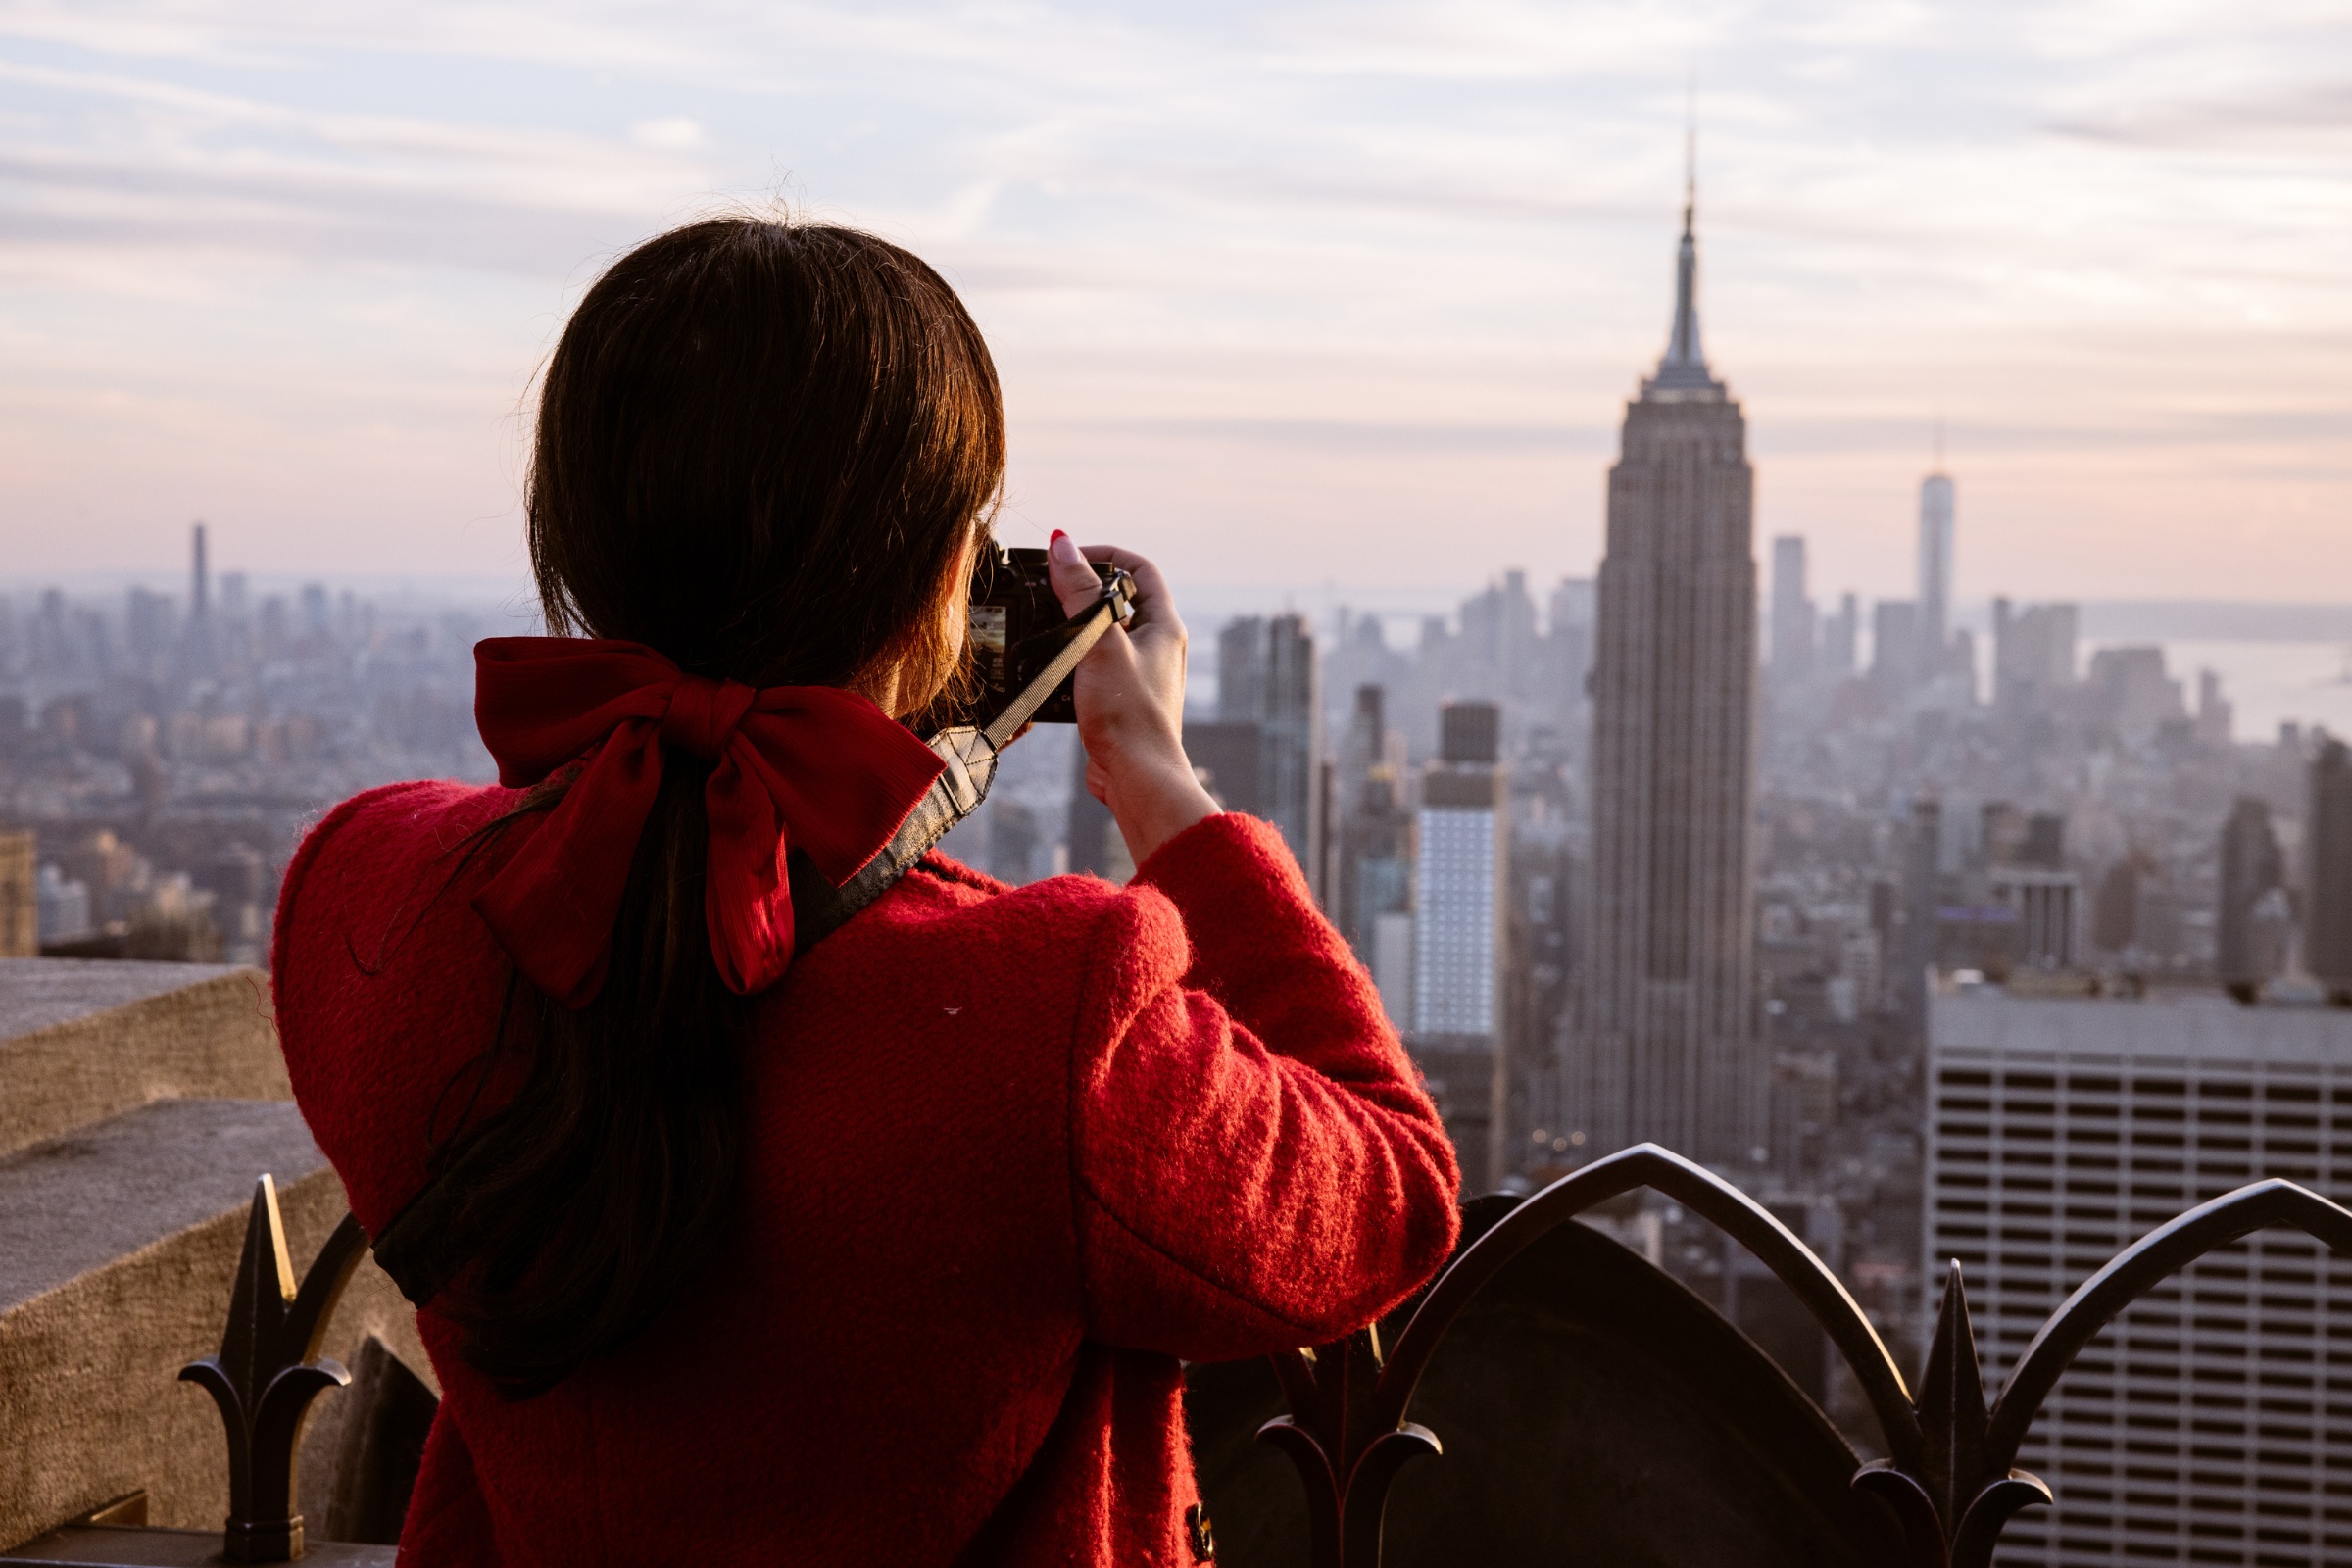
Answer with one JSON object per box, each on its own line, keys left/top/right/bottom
{"left": 272, "top": 779, "right": 520, "bottom": 969}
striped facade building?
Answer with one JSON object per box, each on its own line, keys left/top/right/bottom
{"left": 1927, "top": 988, "right": 2352, "bottom": 1565}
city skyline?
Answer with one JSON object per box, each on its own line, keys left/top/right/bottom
{"left": 6, "top": 9, "right": 2352, "bottom": 1564}
{"left": 0, "top": 3, "right": 2345, "bottom": 600}
{"left": 11, "top": 549, "right": 2352, "bottom": 751}
{"left": 9, "top": 187, "right": 2352, "bottom": 1559}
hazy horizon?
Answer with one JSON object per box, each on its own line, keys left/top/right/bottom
{"left": 1, "top": 1, "right": 2345, "bottom": 602}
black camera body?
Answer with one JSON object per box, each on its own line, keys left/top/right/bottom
{"left": 953, "top": 545, "right": 1118, "bottom": 726}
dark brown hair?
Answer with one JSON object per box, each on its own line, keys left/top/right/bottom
{"left": 439, "top": 217, "right": 1004, "bottom": 1396}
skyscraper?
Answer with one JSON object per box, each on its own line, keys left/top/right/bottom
{"left": 184, "top": 520, "right": 215, "bottom": 675}
{"left": 1917, "top": 470, "right": 1954, "bottom": 676}
{"left": 1872, "top": 600, "right": 1920, "bottom": 694}
{"left": 1821, "top": 591, "right": 1859, "bottom": 677}
{"left": 1927, "top": 987, "right": 2352, "bottom": 1568}
{"left": 2196, "top": 668, "right": 2235, "bottom": 746}
{"left": 1571, "top": 174, "right": 1761, "bottom": 1163}
{"left": 1991, "top": 598, "right": 2081, "bottom": 709}
{"left": 1544, "top": 577, "right": 1597, "bottom": 743}
{"left": 190, "top": 520, "right": 210, "bottom": 625}
{"left": 2217, "top": 796, "right": 2287, "bottom": 1001}
{"left": 1901, "top": 796, "right": 1942, "bottom": 1035}
{"left": 2310, "top": 736, "right": 2352, "bottom": 1004}
{"left": 1215, "top": 614, "right": 1323, "bottom": 893}
{"left": 1337, "top": 685, "right": 1410, "bottom": 966}
{"left": 1768, "top": 535, "right": 1815, "bottom": 680}
{"left": 1413, "top": 700, "right": 1508, "bottom": 1188}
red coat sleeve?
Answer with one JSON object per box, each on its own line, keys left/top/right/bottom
{"left": 1068, "top": 812, "right": 1461, "bottom": 1362}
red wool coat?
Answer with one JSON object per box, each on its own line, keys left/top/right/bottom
{"left": 272, "top": 782, "right": 1460, "bottom": 1566}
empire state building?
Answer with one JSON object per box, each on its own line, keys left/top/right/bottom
{"left": 1571, "top": 182, "right": 1762, "bottom": 1163}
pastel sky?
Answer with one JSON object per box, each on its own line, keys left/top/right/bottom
{"left": 0, "top": 0, "right": 2344, "bottom": 612}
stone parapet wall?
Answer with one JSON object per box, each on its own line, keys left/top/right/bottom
{"left": 0, "top": 961, "right": 289, "bottom": 1160}
{"left": 0, "top": 961, "right": 429, "bottom": 1552}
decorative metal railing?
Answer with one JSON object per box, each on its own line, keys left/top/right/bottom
{"left": 8, "top": 1147, "right": 2352, "bottom": 1565}
{"left": 1231, "top": 1143, "right": 2352, "bottom": 1568}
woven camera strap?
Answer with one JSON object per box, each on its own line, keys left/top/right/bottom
{"left": 370, "top": 571, "right": 1135, "bottom": 1308}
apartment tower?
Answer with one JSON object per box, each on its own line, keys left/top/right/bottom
{"left": 2311, "top": 737, "right": 2352, "bottom": 1004}
{"left": 1411, "top": 701, "right": 1508, "bottom": 1190}
{"left": 1571, "top": 173, "right": 1762, "bottom": 1162}
{"left": 1928, "top": 988, "right": 2352, "bottom": 1566}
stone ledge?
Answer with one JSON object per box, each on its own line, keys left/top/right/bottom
{"left": 0, "top": 961, "right": 288, "bottom": 1162}
{"left": 0, "top": 1524, "right": 394, "bottom": 1566}
{"left": 0, "top": 1101, "right": 431, "bottom": 1551}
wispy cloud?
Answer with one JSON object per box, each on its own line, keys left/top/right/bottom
{"left": 2049, "top": 79, "right": 2352, "bottom": 146}
{"left": 0, "top": 0, "right": 2343, "bottom": 602}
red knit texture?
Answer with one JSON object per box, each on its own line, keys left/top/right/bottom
{"left": 272, "top": 785, "right": 1460, "bottom": 1566}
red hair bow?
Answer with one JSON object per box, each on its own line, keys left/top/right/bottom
{"left": 470, "top": 638, "right": 946, "bottom": 1007}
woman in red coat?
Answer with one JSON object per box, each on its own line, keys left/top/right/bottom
{"left": 272, "top": 218, "right": 1460, "bottom": 1565}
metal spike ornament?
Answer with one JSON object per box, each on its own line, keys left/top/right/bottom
{"left": 1256, "top": 1325, "right": 1439, "bottom": 1568}
{"left": 1853, "top": 1263, "right": 2050, "bottom": 1568}
{"left": 179, "top": 1176, "right": 371, "bottom": 1563}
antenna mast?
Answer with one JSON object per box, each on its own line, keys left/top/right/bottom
{"left": 1684, "top": 72, "right": 1696, "bottom": 227}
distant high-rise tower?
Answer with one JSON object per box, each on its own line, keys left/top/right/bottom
{"left": 1415, "top": 701, "right": 1503, "bottom": 1041}
{"left": 1337, "top": 684, "right": 1411, "bottom": 971}
{"left": 1918, "top": 469, "right": 1954, "bottom": 678}
{"left": 1901, "top": 796, "right": 1942, "bottom": 1036}
{"left": 184, "top": 519, "right": 216, "bottom": 675}
{"left": 300, "top": 583, "right": 331, "bottom": 636}
{"left": 1768, "top": 535, "right": 1815, "bottom": 680}
{"left": 1822, "top": 592, "right": 1859, "bottom": 677}
{"left": 1261, "top": 614, "right": 1321, "bottom": 894}
{"left": 1214, "top": 614, "right": 1323, "bottom": 893}
{"left": 2217, "top": 796, "right": 2287, "bottom": 1000}
{"left": 1872, "top": 601, "right": 1920, "bottom": 695}
{"left": 2311, "top": 736, "right": 2352, "bottom": 1004}
{"left": 1571, "top": 170, "right": 1761, "bottom": 1163}
{"left": 190, "top": 520, "right": 210, "bottom": 624}
{"left": 1413, "top": 700, "right": 1508, "bottom": 1188}
{"left": 1991, "top": 598, "right": 2080, "bottom": 710}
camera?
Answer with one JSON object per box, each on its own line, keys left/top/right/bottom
{"left": 945, "top": 545, "right": 1120, "bottom": 727}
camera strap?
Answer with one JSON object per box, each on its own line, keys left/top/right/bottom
{"left": 784, "top": 564, "right": 1135, "bottom": 952}
{"left": 369, "top": 568, "right": 1135, "bottom": 1310}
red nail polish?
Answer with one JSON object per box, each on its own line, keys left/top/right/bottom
{"left": 1050, "top": 529, "right": 1067, "bottom": 544}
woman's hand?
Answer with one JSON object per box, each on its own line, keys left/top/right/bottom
{"left": 1046, "top": 530, "right": 1221, "bottom": 868}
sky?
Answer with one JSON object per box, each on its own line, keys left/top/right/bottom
{"left": 0, "top": 0, "right": 2345, "bottom": 613}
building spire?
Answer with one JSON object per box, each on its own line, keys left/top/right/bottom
{"left": 1684, "top": 88, "right": 1695, "bottom": 227}
{"left": 1648, "top": 105, "right": 1719, "bottom": 397}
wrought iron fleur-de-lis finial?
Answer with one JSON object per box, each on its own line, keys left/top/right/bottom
{"left": 1854, "top": 1263, "right": 2049, "bottom": 1568}
{"left": 1854, "top": 1181, "right": 2352, "bottom": 1568}
{"left": 1256, "top": 1325, "right": 1444, "bottom": 1568}
{"left": 179, "top": 1175, "right": 371, "bottom": 1563}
